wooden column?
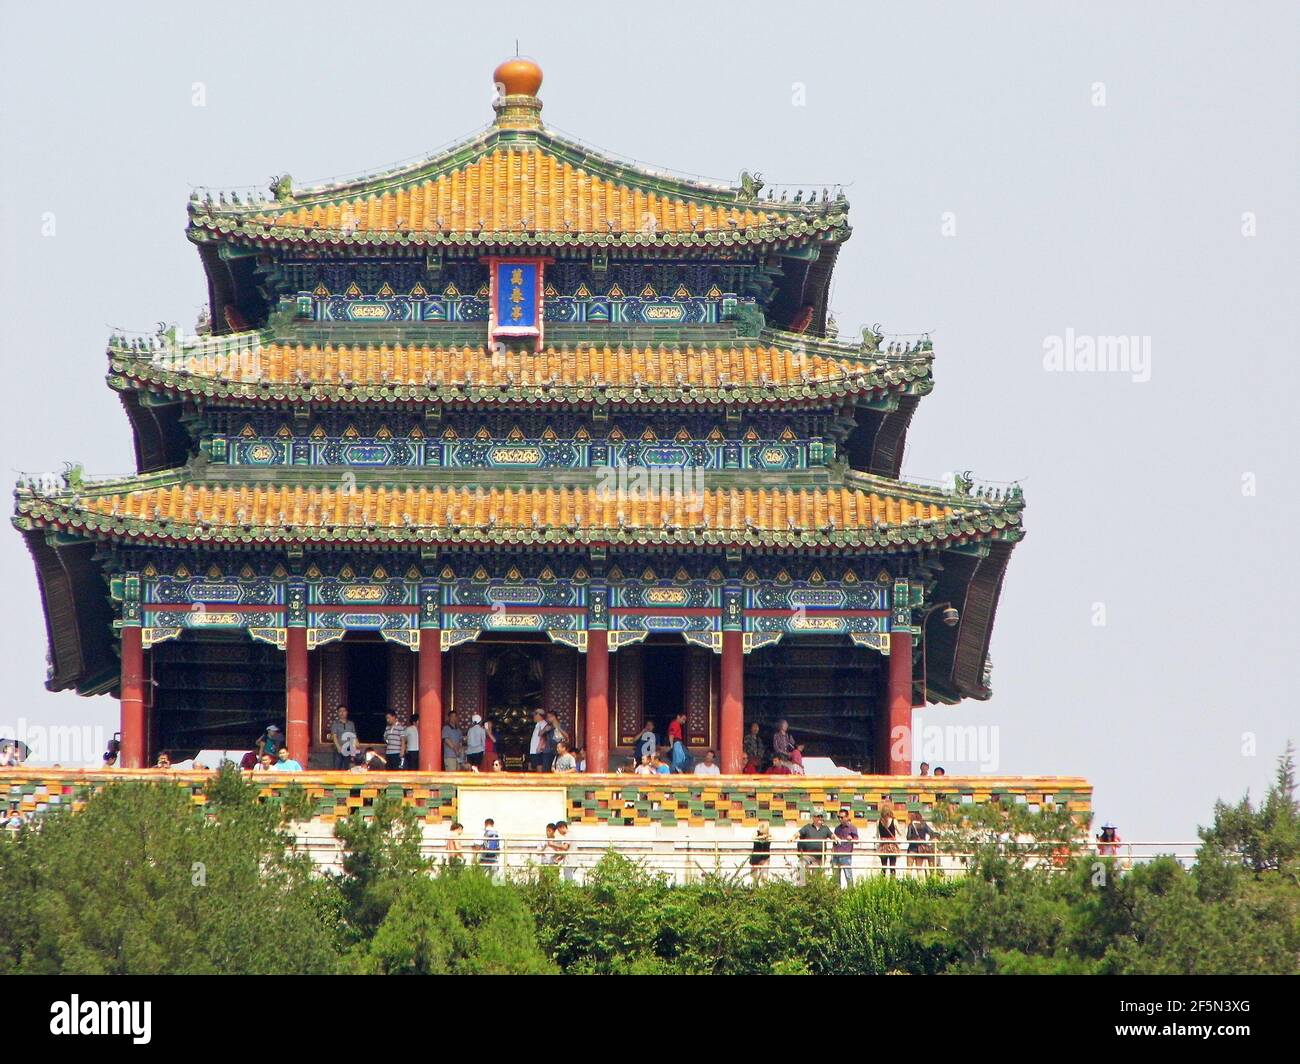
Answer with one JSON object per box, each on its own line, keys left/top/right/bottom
{"left": 585, "top": 629, "right": 610, "bottom": 772}
{"left": 887, "top": 630, "right": 913, "bottom": 775}
{"left": 285, "top": 627, "right": 310, "bottom": 765}
{"left": 119, "top": 625, "right": 146, "bottom": 769}
{"left": 720, "top": 629, "right": 744, "bottom": 774}
{"left": 418, "top": 627, "right": 443, "bottom": 770}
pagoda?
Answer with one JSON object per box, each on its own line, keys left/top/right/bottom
{"left": 13, "top": 58, "right": 1026, "bottom": 772}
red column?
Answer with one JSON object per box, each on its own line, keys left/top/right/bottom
{"left": 285, "top": 627, "right": 310, "bottom": 765}
{"left": 720, "top": 629, "right": 744, "bottom": 774}
{"left": 585, "top": 629, "right": 610, "bottom": 772}
{"left": 418, "top": 627, "right": 443, "bottom": 770}
{"left": 119, "top": 625, "right": 146, "bottom": 769}
{"left": 887, "top": 631, "right": 913, "bottom": 775}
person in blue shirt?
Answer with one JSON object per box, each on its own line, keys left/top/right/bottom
{"left": 256, "top": 724, "right": 283, "bottom": 760}
{"left": 275, "top": 747, "right": 303, "bottom": 772}
{"left": 635, "top": 721, "right": 657, "bottom": 764}
{"left": 479, "top": 818, "right": 501, "bottom": 878}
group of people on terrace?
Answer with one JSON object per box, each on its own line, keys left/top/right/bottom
{"left": 761, "top": 803, "right": 938, "bottom": 885}
{"left": 79, "top": 709, "right": 959, "bottom": 777}
{"left": 405, "top": 806, "right": 941, "bottom": 885}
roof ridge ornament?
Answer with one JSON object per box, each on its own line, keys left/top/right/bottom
{"left": 492, "top": 56, "right": 544, "bottom": 131}
{"left": 737, "top": 171, "right": 765, "bottom": 203}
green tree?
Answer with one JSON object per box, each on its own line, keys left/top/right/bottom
{"left": 332, "top": 794, "right": 430, "bottom": 938}
{"left": 345, "top": 869, "right": 556, "bottom": 974}
{"left": 0, "top": 769, "right": 341, "bottom": 974}
{"left": 1199, "top": 742, "right": 1300, "bottom": 880}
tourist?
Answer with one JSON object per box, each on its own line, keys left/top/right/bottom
{"left": 528, "top": 710, "right": 547, "bottom": 771}
{"left": 617, "top": 757, "right": 637, "bottom": 775}
{"left": 3, "top": 804, "right": 25, "bottom": 831}
{"left": 253, "top": 753, "right": 276, "bottom": 772}
{"left": 101, "top": 750, "right": 117, "bottom": 769}
{"left": 1097, "top": 823, "right": 1121, "bottom": 858}
{"left": 749, "top": 824, "right": 772, "bottom": 883}
{"left": 329, "top": 705, "right": 358, "bottom": 770}
{"left": 795, "top": 811, "right": 834, "bottom": 883}
{"left": 401, "top": 714, "right": 420, "bottom": 771}
{"left": 653, "top": 753, "right": 672, "bottom": 775}
{"left": 772, "top": 719, "right": 796, "bottom": 762}
{"left": 542, "top": 712, "right": 567, "bottom": 772}
{"left": 789, "top": 743, "right": 807, "bottom": 774}
{"left": 552, "top": 741, "right": 577, "bottom": 773}
{"left": 465, "top": 714, "right": 487, "bottom": 770}
{"left": 351, "top": 749, "right": 387, "bottom": 773}
{"left": 155, "top": 753, "right": 172, "bottom": 770}
{"left": 634, "top": 755, "right": 656, "bottom": 776}
{"left": 491, "top": 758, "right": 503, "bottom": 772}
{"left": 553, "top": 821, "right": 574, "bottom": 882}
{"left": 482, "top": 719, "right": 498, "bottom": 771}
{"left": 877, "top": 802, "right": 900, "bottom": 876}
{"left": 0, "top": 744, "right": 18, "bottom": 768}
{"left": 832, "top": 808, "right": 859, "bottom": 886}
{"left": 445, "top": 822, "right": 465, "bottom": 867}
{"left": 256, "top": 724, "right": 283, "bottom": 761}
{"left": 275, "top": 747, "right": 303, "bottom": 772}
{"left": 693, "top": 749, "right": 721, "bottom": 776}
{"left": 918, "top": 762, "right": 931, "bottom": 777}
{"left": 634, "top": 720, "right": 657, "bottom": 764}
{"left": 442, "top": 712, "right": 463, "bottom": 772}
{"left": 537, "top": 822, "right": 557, "bottom": 865}
{"left": 765, "top": 755, "right": 793, "bottom": 775}
{"left": 573, "top": 747, "right": 587, "bottom": 772}
{"left": 743, "top": 722, "right": 764, "bottom": 773}
{"left": 933, "top": 767, "right": 945, "bottom": 777}
{"left": 667, "top": 711, "right": 691, "bottom": 773}
{"left": 383, "top": 712, "right": 404, "bottom": 770}
{"left": 906, "top": 809, "right": 936, "bottom": 874}
{"left": 478, "top": 818, "right": 501, "bottom": 877}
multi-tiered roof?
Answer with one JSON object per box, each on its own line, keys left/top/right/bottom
{"left": 15, "top": 57, "right": 1024, "bottom": 716}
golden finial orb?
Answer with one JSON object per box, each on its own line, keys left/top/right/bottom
{"left": 493, "top": 56, "right": 543, "bottom": 98}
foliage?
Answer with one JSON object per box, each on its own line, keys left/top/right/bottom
{"left": 344, "top": 869, "right": 556, "bottom": 974}
{"left": 518, "top": 851, "right": 956, "bottom": 975}
{"left": 332, "top": 795, "right": 430, "bottom": 937}
{"left": 1198, "top": 742, "right": 1300, "bottom": 880}
{"left": 1, "top": 751, "right": 1297, "bottom": 975}
{"left": 0, "top": 770, "right": 339, "bottom": 975}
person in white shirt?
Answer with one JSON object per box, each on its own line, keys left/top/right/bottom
{"left": 528, "top": 710, "right": 547, "bottom": 772}
{"left": 552, "top": 742, "right": 577, "bottom": 773}
{"left": 693, "top": 749, "right": 722, "bottom": 775}
{"left": 401, "top": 715, "right": 420, "bottom": 770}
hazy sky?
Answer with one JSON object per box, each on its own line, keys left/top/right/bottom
{"left": 1, "top": 1, "right": 1295, "bottom": 841}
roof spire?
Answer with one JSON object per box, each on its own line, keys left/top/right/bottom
{"left": 492, "top": 55, "right": 544, "bottom": 130}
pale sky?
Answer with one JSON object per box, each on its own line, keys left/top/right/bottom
{"left": 1, "top": 1, "right": 1296, "bottom": 841}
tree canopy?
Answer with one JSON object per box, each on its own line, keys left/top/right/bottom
{"left": 0, "top": 750, "right": 1296, "bottom": 975}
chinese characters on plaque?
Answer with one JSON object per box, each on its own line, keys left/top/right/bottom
{"left": 489, "top": 258, "right": 545, "bottom": 350}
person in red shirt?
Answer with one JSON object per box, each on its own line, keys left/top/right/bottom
{"left": 766, "top": 755, "right": 793, "bottom": 775}
{"left": 667, "top": 712, "right": 690, "bottom": 773}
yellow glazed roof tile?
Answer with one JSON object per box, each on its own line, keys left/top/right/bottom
{"left": 74, "top": 483, "right": 951, "bottom": 532}
{"left": 180, "top": 341, "right": 875, "bottom": 389}
{"left": 244, "top": 148, "right": 791, "bottom": 236}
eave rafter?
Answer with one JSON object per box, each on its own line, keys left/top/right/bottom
{"left": 13, "top": 475, "right": 1024, "bottom": 554}
{"left": 105, "top": 334, "right": 934, "bottom": 411}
